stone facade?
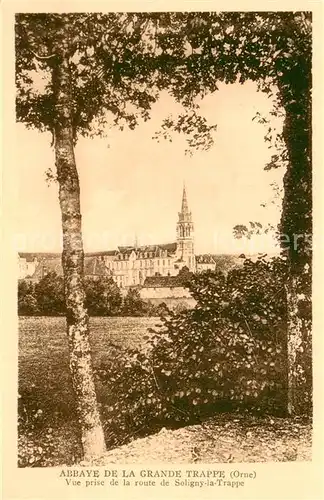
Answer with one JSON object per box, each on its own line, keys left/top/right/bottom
{"left": 18, "top": 254, "right": 39, "bottom": 279}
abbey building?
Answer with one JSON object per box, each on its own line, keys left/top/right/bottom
{"left": 18, "top": 185, "right": 217, "bottom": 286}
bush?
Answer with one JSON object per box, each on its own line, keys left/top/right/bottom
{"left": 96, "top": 257, "right": 289, "bottom": 441}
{"left": 18, "top": 273, "right": 123, "bottom": 317}
{"left": 18, "top": 281, "right": 39, "bottom": 315}
{"left": 18, "top": 387, "right": 81, "bottom": 467}
{"left": 122, "top": 288, "right": 154, "bottom": 317}
{"left": 95, "top": 345, "right": 167, "bottom": 445}
{"left": 85, "top": 276, "right": 122, "bottom": 316}
{"left": 18, "top": 292, "right": 39, "bottom": 316}
{"left": 34, "top": 272, "right": 66, "bottom": 316}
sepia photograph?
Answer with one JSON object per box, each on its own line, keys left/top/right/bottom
{"left": 13, "top": 9, "right": 314, "bottom": 474}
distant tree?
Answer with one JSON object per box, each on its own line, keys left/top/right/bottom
{"left": 18, "top": 280, "right": 34, "bottom": 298}
{"left": 155, "top": 302, "right": 170, "bottom": 318}
{"left": 18, "top": 294, "right": 39, "bottom": 316}
{"left": 85, "top": 277, "right": 122, "bottom": 316}
{"left": 173, "top": 300, "right": 190, "bottom": 315}
{"left": 34, "top": 272, "right": 65, "bottom": 315}
{"left": 123, "top": 288, "right": 148, "bottom": 316}
{"left": 178, "top": 266, "right": 190, "bottom": 276}
{"left": 18, "top": 281, "right": 39, "bottom": 316}
{"left": 142, "top": 300, "right": 159, "bottom": 317}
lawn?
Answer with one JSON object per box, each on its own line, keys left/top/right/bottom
{"left": 18, "top": 316, "right": 312, "bottom": 467}
{"left": 18, "top": 316, "right": 161, "bottom": 466}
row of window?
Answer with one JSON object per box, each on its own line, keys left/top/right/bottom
{"left": 108, "top": 259, "right": 172, "bottom": 270}
{"left": 117, "top": 251, "right": 168, "bottom": 260}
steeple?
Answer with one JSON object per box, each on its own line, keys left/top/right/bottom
{"left": 181, "top": 183, "right": 189, "bottom": 214}
{"left": 176, "top": 183, "right": 195, "bottom": 271}
{"left": 178, "top": 182, "right": 192, "bottom": 223}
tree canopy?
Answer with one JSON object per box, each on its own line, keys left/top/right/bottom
{"left": 16, "top": 12, "right": 312, "bottom": 265}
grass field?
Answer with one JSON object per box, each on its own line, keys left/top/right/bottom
{"left": 18, "top": 316, "right": 312, "bottom": 467}
{"left": 18, "top": 316, "right": 161, "bottom": 466}
{"left": 19, "top": 315, "right": 160, "bottom": 406}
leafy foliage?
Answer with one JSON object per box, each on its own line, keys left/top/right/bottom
{"left": 97, "top": 258, "right": 294, "bottom": 439}
{"left": 16, "top": 12, "right": 312, "bottom": 275}
{"left": 18, "top": 386, "right": 81, "bottom": 467}
{"left": 85, "top": 276, "right": 122, "bottom": 316}
{"left": 18, "top": 281, "right": 39, "bottom": 316}
{"left": 18, "top": 274, "right": 167, "bottom": 317}
{"left": 34, "top": 272, "right": 66, "bottom": 316}
{"left": 122, "top": 288, "right": 147, "bottom": 316}
{"left": 233, "top": 221, "right": 274, "bottom": 240}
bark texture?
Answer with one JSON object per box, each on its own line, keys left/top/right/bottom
{"left": 279, "top": 64, "right": 312, "bottom": 416}
{"left": 53, "top": 45, "right": 106, "bottom": 459}
{"left": 286, "top": 273, "right": 312, "bottom": 416}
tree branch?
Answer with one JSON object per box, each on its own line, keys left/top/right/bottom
{"left": 31, "top": 50, "right": 56, "bottom": 60}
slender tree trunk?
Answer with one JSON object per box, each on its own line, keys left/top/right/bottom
{"left": 53, "top": 46, "right": 106, "bottom": 459}
{"left": 285, "top": 271, "right": 312, "bottom": 415}
{"left": 279, "top": 66, "right": 312, "bottom": 416}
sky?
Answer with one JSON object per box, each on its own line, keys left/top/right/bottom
{"left": 15, "top": 80, "right": 285, "bottom": 255}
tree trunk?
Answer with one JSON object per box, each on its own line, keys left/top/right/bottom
{"left": 53, "top": 46, "right": 106, "bottom": 459}
{"left": 279, "top": 63, "right": 312, "bottom": 416}
{"left": 286, "top": 271, "right": 312, "bottom": 416}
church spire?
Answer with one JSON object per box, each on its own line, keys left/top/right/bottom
{"left": 181, "top": 182, "right": 189, "bottom": 215}
{"left": 176, "top": 182, "right": 195, "bottom": 271}
{"left": 179, "top": 182, "right": 192, "bottom": 222}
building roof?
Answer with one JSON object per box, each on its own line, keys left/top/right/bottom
{"left": 86, "top": 250, "right": 117, "bottom": 257}
{"left": 32, "top": 258, "right": 63, "bottom": 278}
{"left": 116, "top": 243, "right": 177, "bottom": 259}
{"left": 158, "top": 242, "right": 177, "bottom": 253}
{"left": 21, "top": 255, "right": 108, "bottom": 278}
{"left": 143, "top": 270, "right": 192, "bottom": 288}
{"left": 19, "top": 252, "right": 61, "bottom": 262}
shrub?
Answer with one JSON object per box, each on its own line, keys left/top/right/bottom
{"left": 18, "top": 293, "right": 39, "bottom": 316}
{"left": 85, "top": 276, "right": 122, "bottom": 316}
{"left": 18, "top": 281, "right": 39, "bottom": 315}
{"left": 18, "top": 387, "right": 82, "bottom": 467}
{"left": 122, "top": 288, "right": 152, "bottom": 317}
{"left": 34, "top": 272, "right": 66, "bottom": 316}
{"left": 96, "top": 257, "right": 289, "bottom": 440}
{"left": 148, "top": 257, "right": 288, "bottom": 418}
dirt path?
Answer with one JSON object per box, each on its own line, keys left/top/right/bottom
{"left": 86, "top": 414, "right": 311, "bottom": 465}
